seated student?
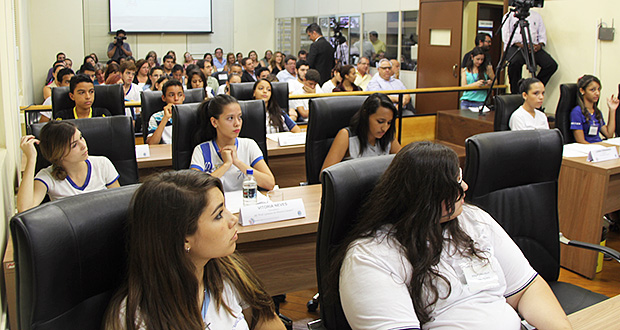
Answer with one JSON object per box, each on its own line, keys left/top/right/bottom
{"left": 143, "top": 66, "right": 165, "bottom": 91}
{"left": 196, "top": 59, "right": 220, "bottom": 91}
{"left": 333, "top": 65, "right": 362, "bottom": 92}
{"left": 120, "top": 62, "right": 141, "bottom": 117}
{"left": 94, "top": 65, "right": 105, "bottom": 86}
{"left": 287, "top": 60, "right": 308, "bottom": 94}
{"left": 321, "top": 93, "right": 401, "bottom": 171}
{"left": 146, "top": 79, "right": 185, "bottom": 145}
{"left": 190, "top": 95, "right": 275, "bottom": 192}
{"left": 104, "top": 170, "right": 285, "bottom": 330}
{"left": 55, "top": 74, "right": 113, "bottom": 120}
{"left": 171, "top": 64, "right": 185, "bottom": 86}
{"left": 187, "top": 70, "right": 215, "bottom": 98}
{"left": 289, "top": 69, "right": 324, "bottom": 121}
{"left": 240, "top": 57, "right": 257, "bottom": 83}
{"left": 217, "top": 72, "right": 242, "bottom": 96}
{"left": 153, "top": 75, "right": 169, "bottom": 92}
{"left": 249, "top": 50, "right": 261, "bottom": 69}
{"left": 104, "top": 62, "right": 121, "bottom": 82}
{"left": 570, "top": 74, "right": 618, "bottom": 144}
{"left": 509, "top": 78, "right": 550, "bottom": 131}
{"left": 43, "top": 62, "right": 66, "bottom": 100}
{"left": 255, "top": 67, "right": 271, "bottom": 81}
{"left": 332, "top": 141, "right": 571, "bottom": 330}
{"left": 41, "top": 68, "right": 74, "bottom": 122}
{"left": 321, "top": 64, "right": 341, "bottom": 94}
{"left": 64, "top": 58, "right": 73, "bottom": 70}
{"left": 162, "top": 54, "right": 175, "bottom": 75}
{"left": 133, "top": 59, "right": 150, "bottom": 89}
{"left": 182, "top": 51, "right": 195, "bottom": 68}
{"left": 46, "top": 53, "right": 66, "bottom": 84}
{"left": 252, "top": 79, "right": 301, "bottom": 133}
{"left": 78, "top": 63, "right": 97, "bottom": 82}
{"left": 17, "top": 121, "right": 120, "bottom": 212}
{"left": 460, "top": 47, "right": 494, "bottom": 109}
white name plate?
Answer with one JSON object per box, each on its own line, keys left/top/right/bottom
{"left": 239, "top": 198, "right": 306, "bottom": 226}
{"left": 587, "top": 146, "right": 619, "bottom": 162}
{"left": 278, "top": 132, "right": 306, "bottom": 146}
{"left": 135, "top": 144, "right": 151, "bottom": 158}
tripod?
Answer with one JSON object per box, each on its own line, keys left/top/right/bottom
{"left": 481, "top": 6, "right": 538, "bottom": 116}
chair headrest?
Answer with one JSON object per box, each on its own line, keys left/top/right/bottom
{"left": 464, "top": 129, "right": 563, "bottom": 198}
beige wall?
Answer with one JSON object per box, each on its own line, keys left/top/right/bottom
{"left": 1, "top": 0, "right": 27, "bottom": 327}
{"left": 233, "top": 0, "right": 276, "bottom": 58}
{"left": 537, "top": 2, "right": 619, "bottom": 120}
{"left": 461, "top": 0, "right": 503, "bottom": 56}
{"left": 28, "top": 0, "right": 84, "bottom": 104}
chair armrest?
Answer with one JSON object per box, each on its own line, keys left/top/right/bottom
{"left": 560, "top": 232, "right": 620, "bottom": 262}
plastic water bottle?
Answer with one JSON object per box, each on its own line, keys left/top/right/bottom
{"left": 243, "top": 169, "right": 257, "bottom": 206}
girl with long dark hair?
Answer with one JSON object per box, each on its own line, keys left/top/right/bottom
{"left": 190, "top": 95, "right": 275, "bottom": 192}
{"left": 330, "top": 142, "right": 571, "bottom": 329}
{"left": 570, "top": 74, "right": 618, "bottom": 143}
{"left": 460, "top": 47, "right": 494, "bottom": 109}
{"left": 321, "top": 93, "right": 401, "bottom": 171}
{"left": 252, "top": 79, "right": 300, "bottom": 133}
{"left": 104, "top": 170, "right": 285, "bottom": 329}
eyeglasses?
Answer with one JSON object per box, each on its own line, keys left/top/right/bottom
{"left": 457, "top": 167, "right": 463, "bottom": 184}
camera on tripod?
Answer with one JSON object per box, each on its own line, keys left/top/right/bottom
{"left": 509, "top": 0, "right": 544, "bottom": 8}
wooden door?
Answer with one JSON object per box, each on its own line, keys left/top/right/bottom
{"left": 416, "top": 0, "right": 463, "bottom": 114}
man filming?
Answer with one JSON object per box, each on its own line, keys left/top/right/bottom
{"left": 107, "top": 29, "right": 133, "bottom": 63}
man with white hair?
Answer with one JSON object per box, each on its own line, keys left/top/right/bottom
{"left": 367, "top": 58, "right": 411, "bottom": 108}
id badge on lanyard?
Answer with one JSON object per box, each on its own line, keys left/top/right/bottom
{"left": 588, "top": 124, "right": 598, "bottom": 136}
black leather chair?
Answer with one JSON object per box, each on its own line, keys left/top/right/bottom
{"left": 313, "top": 155, "right": 395, "bottom": 330}
{"left": 171, "top": 99, "right": 268, "bottom": 170}
{"left": 493, "top": 94, "right": 523, "bottom": 131}
{"left": 463, "top": 129, "right": 610, "bottom": 315}
{"left": 305, "top": 96, "right": 367, "bottom": 184}
{"left": 555, "top": 84, "right": 579, "bottom": 144}
{"left": 31, "top": 116, "right": 139, "bottom": 185}
{"left": 10, "top": 184, "right": 138, "bottom": 330}
{"left": 51, "top": 84, "right": 125, "bottom": 118}
{"left": 140, "top": 88, "right": 206, "bottom": 143}
{"left": 229, "top": 81, "right": 289, "bottom": 110}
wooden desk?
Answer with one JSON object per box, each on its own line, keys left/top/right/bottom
{"left": 558, "top": 147, "right": 620, "bottom": 278}
{"left": 136, "top": 141, "right": 307, "bottom": 187}
{"left": 236, "top": 184, "right": 321, "bottom": 295}
{"left": 435, "top": 110, "right": 495, "bottom": 146}
{"left": 568, "top": 294, "right": 620, "bottom": 329}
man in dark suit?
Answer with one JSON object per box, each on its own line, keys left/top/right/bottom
{"left": 240, "top": 57, "right": 257, "bottom": 83}
{"left": 306, "top": 23, "right": 335, "bottom": 85}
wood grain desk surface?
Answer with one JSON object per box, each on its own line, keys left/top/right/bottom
{"left": 568, "top": 294, "right": 620, "bottom": 329}
{"left": 236, "top": 184, "right": 321, "bottom": 244}
{"left": 562, "top": 143, "right": 620, "bottom": 175}
{"left": 136, "top": 140, "right": 306, "bottom": 168}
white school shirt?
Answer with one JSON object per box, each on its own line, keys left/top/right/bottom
{"left": 125, "top": 83, "right": 142, "bottom": 116}
{"left": 34, "top": 156, "right": 119, "bottom": 201}
{"left": 118, "top": 281, "right": 249, "bottom": 330}
{"left": 290, "top": 85, "right": 325, "bottom": 120}
{"left": 340, "top": 205, "right": 537, "bottom": 330}
{"left": 190, "top": 138, "right": 264, "bottom": 192}
{"left": 509, "top": 106, "right": 549, "bottom": 131}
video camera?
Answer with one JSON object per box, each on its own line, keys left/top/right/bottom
{"left": 115, "top": 36, "right": 127, "bottom": 44}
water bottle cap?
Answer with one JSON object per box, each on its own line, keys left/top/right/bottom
{"left": 246, "top": 169, "right": 254, "bottom": 175}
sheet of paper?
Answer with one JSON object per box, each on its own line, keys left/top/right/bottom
{"left": 563, "top": 143, "right": 607, "bottom": 157}
{"left": 224, "top": 190, "right": 270, "bottom": 214}
{"left": 278, "top": 132, "right": 306, "bottom": 146}
{"left": 604, "top": 137, "right": 620, "bottom": 146}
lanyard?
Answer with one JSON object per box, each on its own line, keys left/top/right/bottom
{"left": 202, "top": 289, "right": 211, "bottom": 330}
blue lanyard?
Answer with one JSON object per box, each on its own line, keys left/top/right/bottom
{"left": 202, "top": 289, "right": 211, "bottom": 329}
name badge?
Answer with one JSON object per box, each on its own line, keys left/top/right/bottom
{"left": 588, "top": 125, "right": 598, "bottom": 136}
{"left": 587, "top": 146, "right": 619, "bottom": 162}
{"left": 461, "top": 259, "right": 499, "bottom": 292}
{"left": 239, "top": 198, "right": 306, "bottom": 226}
